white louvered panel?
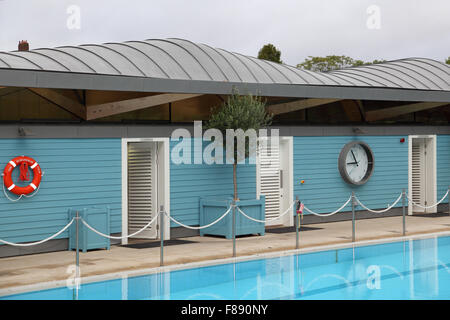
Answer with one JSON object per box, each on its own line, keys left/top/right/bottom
{"left": 258, "top": 141, "right": 281, "bottom": 219}
{"left": 411, "top": 141, "right": 425, "bottom": 213}
{"left": 128, "top": 142, "right": 156, "bottom": 238}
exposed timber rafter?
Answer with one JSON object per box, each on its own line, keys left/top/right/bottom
{"left": 216, "top": 94, "right": 227, "bottom": 102}
{"left": 365, "top": 101, "right": 449, "bottom": 122}
{"left": 73, "top": 89, "right": 85, "bottom": 105}
{"left": 86, "top": 93, "right": 203, "bottom": 120}
{"left": 340, "top": 99, "right": 364, "bottom": 122}
{"left": 28, "top": 88, "right": 86, "bottom": 120}
{"left": 266, "top": 98, "right": 341, "bottom": 115}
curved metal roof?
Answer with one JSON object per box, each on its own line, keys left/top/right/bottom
{"left": 0, "top": 38, "right": 448, "bottom": 101}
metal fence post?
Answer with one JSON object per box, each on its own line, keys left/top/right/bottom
{"left": 295, "top": 196, "right": 299, "bottom": 250}
{"left": 448, "top": 186, "right": 450, "bottom": 215}
{"left": 160, "top": 205, "right": 164, "bottom": 267}
{"left": 402, "top": 189, "right": 406, "bottom": 236}
{"left": 75, "top": 211, "right": 80, "bottom": 279}
{"left": 232, "top": 200, "right": 236, "bottom": 258}
{"left": 73, "top": 210, "right": 80, "bottom": 300}
{"left": 352, "top": 192, "right": 355, "bottom": 242}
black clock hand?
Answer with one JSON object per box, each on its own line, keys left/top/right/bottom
{"left": 351, "top": 150, "right": 358, "bottom": 166}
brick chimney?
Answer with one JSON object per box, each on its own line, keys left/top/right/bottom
{"left": 18, "top": 40, "right": 29, "bottom": 51}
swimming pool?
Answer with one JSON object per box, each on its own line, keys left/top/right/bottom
{"left": 2, "top": 234, "right": 450, "bottom": 300}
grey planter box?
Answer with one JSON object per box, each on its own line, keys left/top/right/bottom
{"left": 199, "top": 196, "right": 265, "bottom": 239}
{"left": 68, "top": 207, "right": 110, "bottom": 252}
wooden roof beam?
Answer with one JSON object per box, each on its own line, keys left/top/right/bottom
{"left": 340, "top": 99, "right": 364, "bottom": 122}
{"left": 266, "top": 98, "right": 341, "bottom": 115}
{"left": 365, "top": 101, "right": 449, "bottom": 122}
{"left": 86, "top": 93, "right": 203, "bottom": 120}
{"left": 28, "top": 88, "right": 86, "bottom": 120}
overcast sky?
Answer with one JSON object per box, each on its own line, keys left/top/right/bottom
{"left": 0, "top": 0, "right": 449, "bottom": 66}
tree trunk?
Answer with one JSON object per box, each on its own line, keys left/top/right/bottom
{"left": 233, "top": 163, "right": 238, "bottom": 201}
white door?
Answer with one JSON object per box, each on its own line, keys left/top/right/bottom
{"left": 257, "top": 137, "right": 293, "bottom": 226}
{"left": 409, "top": 136, "right": 437, "bottom": 214}
{"left": 127, "top": 142, "right": 157, "bottom": 239}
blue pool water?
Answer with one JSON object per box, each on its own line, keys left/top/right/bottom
{"left": 2, "top": 235, "right": 450, "bottom": 300}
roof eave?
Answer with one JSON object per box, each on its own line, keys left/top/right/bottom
{"left": 0, "top": 68, "right": 449, "bottom": 103}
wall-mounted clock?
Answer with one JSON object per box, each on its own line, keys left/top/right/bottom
{"left": 338, "top": 141, "right": 374, "bottom": 185}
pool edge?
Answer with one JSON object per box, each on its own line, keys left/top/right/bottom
{"left": 2, "top": 229, "right": 450, "bottom": 298}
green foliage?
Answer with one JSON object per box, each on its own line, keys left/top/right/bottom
{"left": 257, "top": 44, "right": 282, "bottom": 64}
{"left": 371, "top": 59, "right": 387, "bottom": 65}
{"left": 206, "top": 89, "right": 273, "bottom": 134}
{"left": 446, "top": 57, "right": 450, "bottom": 65}
{"left": 297, "top": 55, "right": 386, "bottom": 72}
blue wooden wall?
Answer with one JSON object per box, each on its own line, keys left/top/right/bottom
{"left": 0, "top": 139, "right": 122, "bottom": 245}
{"left": 437, "top": 135, "right": 450, "bottom": 198}
{"left": 293, "top": 136, "right": 409, "bottom": 214}
{"left": 1, "top": 134, "right": 448, "bottom": 245}
{"left": 169, "top": 139, "right": 256, "bottom": 227}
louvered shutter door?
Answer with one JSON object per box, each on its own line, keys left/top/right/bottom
{"left": 411, "top": 140, "right": 425, "bottom": 213}
{"left": 127, "top": 142, "right": 157, "bottom": 238}
{"left": 258, "top": 141, "right": 281, "bottom": 219}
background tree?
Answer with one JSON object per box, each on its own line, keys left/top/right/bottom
{"left": 297, "top": 55, "right": 385, "bottom": 72}
{"left": 446, "top": 57, "right": 450, "bottom": 65}
{"left": 257, "top": 44, "right": 282, "bottom": 64}
{"left": 206, "top": 90, "right": 273, "bottom": 201}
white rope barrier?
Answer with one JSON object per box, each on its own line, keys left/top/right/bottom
{"left": 303, "top": 196, "right": 353, "bottom": 217}
{"left": 81, "top": 211, "right": 160, "bottom": 240}
{"left": 355, "top": 193, "right": 403, "bottom": 214}
{"left": 237, "top": 200, "right": 297, "bottom": 223}
{"left": 165, "top": 205, "right": 233, "bottom": 230}
{"left": 406, "top": 190, "right": 449, "bottom": 209}
{"left": 0, "top": 187, "right": 447, "bottom": 247}
{"left": 0, "top": 218, "right": 74, "bottom": 247}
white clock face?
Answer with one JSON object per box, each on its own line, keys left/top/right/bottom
{"left": 345, "top": 144, "right": 369, "bottom": 183}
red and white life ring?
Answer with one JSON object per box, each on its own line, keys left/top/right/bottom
{"left": 2, "top": 156, "right": 42, "bottom": 195}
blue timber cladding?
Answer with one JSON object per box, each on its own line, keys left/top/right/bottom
{"left": 169, "top": 139, "right": 256, "bottom": 227}
{"left": 0, "top": 134, "right": 447, "bottom": 245}
{"left": 0, "top": 139, "right": 122, "bottom": 245}
{"left": 437, "top": 135, "right": 450, "bottom": 198}
{"left": 293, "top": 136, "right": 409, "bottom": 214}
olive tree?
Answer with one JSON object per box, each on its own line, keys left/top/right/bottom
{"left": 205, "top": 90, "right": 273, "bottom": 201}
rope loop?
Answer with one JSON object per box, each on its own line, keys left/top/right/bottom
{"left": 355, "top": 193, "right": 403, "bottom": 214}
{"left": 237, "top": 200, "right": 297, "bottom": 223}
{"left": 406, "top": 190, "right": 449, "bottom": 209}
{"left": 165, "top": 205, "right": 233, "bottom": 230}
{"left": 2, "top": 181, "right": 42, "bottom": 202}
{"left": 81, "top": 211, "right": 160, "bottom": 240}
{"left": 303, "top": 196, "right": 353, "bottom": 217}
{"left": 0, "top": 218, "right": 74, "bottom": 247}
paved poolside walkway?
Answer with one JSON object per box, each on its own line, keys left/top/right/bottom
{"left": 1, "top": 214, "right": 449, "bottom": 292}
